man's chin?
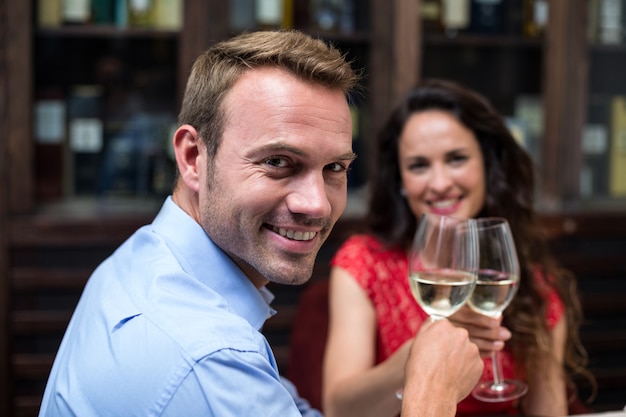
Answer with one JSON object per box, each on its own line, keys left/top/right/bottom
{"left": 264, "top": 263, "right": 315, "bottom": 286}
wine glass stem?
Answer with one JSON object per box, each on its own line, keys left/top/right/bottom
{"left": 491, "top": 350, "right": 504, "bottom": 386}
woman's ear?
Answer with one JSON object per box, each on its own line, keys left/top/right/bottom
{"left": 172, "top": 124, "right": 203, "bottom": 193}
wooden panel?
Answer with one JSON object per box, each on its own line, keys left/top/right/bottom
{"left": 393, "top": 0, "right": 419, "bottom": 100}
{"left": 11, "top": 267, "right": 91, "bottom": 291}
{"left": 541, "top": 0, "right": 588, "bottom": 209}
{"left": 8, "top": 213, "right": 151, "bottom": 247}
{"left": 178, "top": 0, "right": 229, "bottom": 105}
{"left": 6, "top": 0, "right": 34, "bottom": 213}
{"left": 0, "top": 2, "right": 11, "bottom": 415}
{"left": 12, "top": 311, "right": 74, "bottom": 334}
{"left": 368, "top": 0, "right": 393, "bottom": 139}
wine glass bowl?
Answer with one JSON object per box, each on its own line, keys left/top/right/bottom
{"left": 468, "top": 269, "right": 519, "bottom": 318}
{"left": 470, "top": 217, "right": 528, "bottom": 403}
{"left": 408, "top": 214, "right": 478, "bottom": 320}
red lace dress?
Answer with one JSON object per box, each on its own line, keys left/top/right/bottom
{"left": 331, "top": 235, "right": 564, "bottom": 416}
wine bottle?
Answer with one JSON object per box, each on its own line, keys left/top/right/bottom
{"left": 522, "top": 0, "right": 548, "bottom": 38}
{"left": 38, "top": 0, "right": 62, "bottom": 27}
{"left": 128, "top": 0, "right": 154, "bottom": 27}
{"left": 440, "top": 0, "right": 470, "bottom": 37}
{"left": 255, "top": 0, "right": 283, "bottom": 30}
{"left": 62, "top": 0, "right": 91, "bottom": 25}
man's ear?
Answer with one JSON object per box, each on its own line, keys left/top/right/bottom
{"left": 173, "top": 124, "right": 203, "bottom": 193}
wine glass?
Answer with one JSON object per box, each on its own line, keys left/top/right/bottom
{"left": 408, "top": 213, "right": 478, "bottom": 320}
{"left": 396, "top": 213, "right": 477, "bottom": 400}
{"left": 469, "top": 217, "right": 528, "bottom": 402}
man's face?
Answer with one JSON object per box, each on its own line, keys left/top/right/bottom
{"left": 199, "top": 67, "right": 354, "bottom": 287}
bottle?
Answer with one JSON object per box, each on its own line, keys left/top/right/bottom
{"left": 153, "top": 0, "right": 182, "bottom": 30}
{"left": 231, "top": 0, "right": 256, "bottom": 32}
{"left": 311, "top": 0, "right": 341, "bottom": 32}
{"left": 38, "top": 0, "right": 62, "bottom": 27}
{"left": 62, "top": 0, "right": 91, "bottom": 25}
{"left": 67, "top": 85, "right": 104, "bottom": 196}
{"left": 255, "top": 0, "right": 283, "bottom": 30}
{"left": 34, "top": 88, "right": 66, "bottom": 200}
{"left": 523, "top": 0, "right": 549, "bottom": 38}
{"left": 469, "top": 0, "right": 505, "bottom": 35}
{"left": 440, "top": 0, "right": 470, "bottom": 37}
{"left": 128, "top": 0, "right": 154, "bottom": 27}
{"left": 421, "top": 0, "right": 441, "bottom": 34}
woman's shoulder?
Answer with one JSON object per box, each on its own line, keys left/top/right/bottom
{"left": 332, "top": 234, "right": 405, "bottom": 269}
{"left": 340, "top": 234, "right": 381, "bottom": 250}
{"left": 529, "top": 265, "right": 565, "bottom": 328}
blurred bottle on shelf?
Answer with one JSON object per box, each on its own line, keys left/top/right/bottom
{"left": 594, "top": 0, "right": 624, "bottom": 44}
{"left": 153, "top": 0, "right": 183, "bottom": 30}
{"left": 38, "top": 0, "right": 62, "bottom": 27}
{"left": 255, "top": 0, "right": 289, "bottom": 30}
{"left": 440, "top": 0, "right": 470, "bottom": 37}
{"left": 128, "top": 0, "right": 154, "bottom": 27}
{"left": 420, "top": 0, "right": 441, "bottom": 34}
{"left": 92, "top": 0, "right": 116, "bottom": 25}
{"left": 34, "top": 89, "right": 66, "bottom": 200}
{"left": 310, "top": 0, "right": 340, "bottom": 32}
{"left": 231, "top": 0, "right": 256, "bottom": 32}
{"left": 67, "top": 85, "right": 105, "bottom": 196}
{"left": 468, "top": 0, "right": 505, "bottom": 35}
{"left": 62, "top": 0, "right": 91, "bottom": 25}
{"left": 522, "top": 0, "right": 548, "bottom": 38}
{"left": 609, "top": 96, "right": 626, "bottom": 196}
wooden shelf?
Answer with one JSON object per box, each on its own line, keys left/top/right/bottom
{"left": 424, "top": 32, "right": 543, "bottom": 48}
{"left": 36, "top": 25, "right": 179, "bottom": 38}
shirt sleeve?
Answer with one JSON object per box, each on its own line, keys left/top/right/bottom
{"left": 280, "top": 376, "right": 324, "bottom": 417}
{"left": 160, "top": 348, "right": 312, "bottom": 417}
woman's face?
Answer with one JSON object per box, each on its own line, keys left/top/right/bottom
{"left": 398, "top": 110, "right": 485, "bottom": 220}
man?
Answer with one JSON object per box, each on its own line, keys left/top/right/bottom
{"left": 39, "top": 30, "right": 482, "bottom": 417}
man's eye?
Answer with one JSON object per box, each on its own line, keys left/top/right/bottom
{"left": 265, "top": 157, "right": 288, "bottom": 168}
{"left": 325, "top": 162, "right": 347, "bottom": 173}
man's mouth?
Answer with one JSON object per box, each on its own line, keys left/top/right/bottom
{"left": 270, "top": 226, "right": 317, "bottom": 241}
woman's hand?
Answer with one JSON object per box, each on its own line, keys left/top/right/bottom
{"left": 449, "top": 306, "right": 511, "bottom": 357}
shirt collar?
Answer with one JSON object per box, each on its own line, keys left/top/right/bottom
{"left": 151, "top": 197, "right": 275, "bottom": 330}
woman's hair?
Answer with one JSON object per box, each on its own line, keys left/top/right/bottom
{"left": 367, "top": 78, "right": 595, "bottom": 401}
{"left": 178, "top": 30, "right": 359, "bottom": 163}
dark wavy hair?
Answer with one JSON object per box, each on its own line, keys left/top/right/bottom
{"left": 366, "top": 78, "right": 595, "bottom": 403}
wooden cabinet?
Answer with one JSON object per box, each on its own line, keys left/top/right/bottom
{"left": 1, "top": 0, "right": 625, "bottom": 415}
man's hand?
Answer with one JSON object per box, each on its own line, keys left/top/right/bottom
{"left": 401, "top": 318, "right": 483, "bottom": 417}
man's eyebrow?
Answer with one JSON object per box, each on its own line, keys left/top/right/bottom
{"left": 257, "top": 142, "right": 357, "bottom": 162}
{"left": 339, "top": 152, "right": 358, "bottom": 162}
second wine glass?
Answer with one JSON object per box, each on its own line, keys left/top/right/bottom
{"left": 469, "top": 217, "right": 528, "bottom": 403}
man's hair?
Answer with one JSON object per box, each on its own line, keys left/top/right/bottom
{"left": 178, "top": 30, "right": 359, "bottom": 162}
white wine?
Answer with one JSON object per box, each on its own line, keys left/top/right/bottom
{"left": 468, "top": 270, "right": 518, "bottom": 318}
{"left": 409, "top": 270, "right": 475, "bottom": 318}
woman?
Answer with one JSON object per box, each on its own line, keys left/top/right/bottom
{"left": 322, "top": 79, "right": 594, "bottom": 417}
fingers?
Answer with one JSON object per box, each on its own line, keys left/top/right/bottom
{"left": 449, "top": 306, "right": 511, "bottom": 356}
{"left": 407, "top": 318, "right": 484, "bottom": 403}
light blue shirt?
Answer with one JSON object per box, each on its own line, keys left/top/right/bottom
{"left": 39, "top": 197, "right": 322, "bottom": 417}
